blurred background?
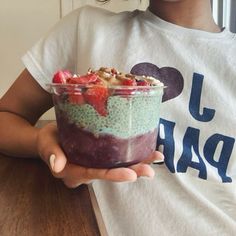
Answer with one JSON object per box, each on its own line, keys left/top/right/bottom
{"left": 0, "top": 0, "right": 235, "bottom": 120}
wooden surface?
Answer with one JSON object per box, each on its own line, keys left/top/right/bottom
{"left": 0, "top": 155, "right": 101, "bottom": 236}
{"left": 0, "top": 120, "right": 106, "bottom": 236}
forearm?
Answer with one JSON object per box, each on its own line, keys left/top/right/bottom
{"left": 0, "top": 69, "right": 54, "bottom": 158}
{"left": 0, "top": 112, "right": 39, "bottom": 158}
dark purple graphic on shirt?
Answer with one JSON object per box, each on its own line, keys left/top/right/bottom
{"left": 131, "top": 62, "right": 184, "bottom": 102}
{"left": 131, "top": 62, "right": 235, "bottom": 183}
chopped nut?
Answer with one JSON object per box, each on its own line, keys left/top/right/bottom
{"left": 125, "top": 73, "right": 135, "bottom": 79}
{"left": 109, "top": 76, "right": 122, "bottom": 85}
{"left": 102, "top": 72, "right": 112, "bottom": 79}
{"left": 87, "top": 68, "right": 93, "bottom": 74}
{"left": 111, "top": 68, "right": 118, "bottom": 74}
{"left": 116, "top": 73, "right": 126, "bottom": 80}
{"left": 99, "top": 67, "right": 111, "bottom": 73}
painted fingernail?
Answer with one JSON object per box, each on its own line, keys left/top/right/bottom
{"left": 49, "top": 154, "right": 56, "bottom": 171}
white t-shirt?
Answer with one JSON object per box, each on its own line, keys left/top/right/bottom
{"left": 22, "top": 6, "right": 236, "bottom": 236}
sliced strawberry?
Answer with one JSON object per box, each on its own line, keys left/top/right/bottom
{"left": 122, "top": 79, "right": 137, "bottom": 86}
{"left": 118, "top": 79, "right": 136, "bottom": 96}
{"left": 67, "top": 73, "right": 98, "bottom": 84}
{"left": 69, "top": 93, "right": 85, "bottom": 105}
{"left": 84, "top": 86, "right": 109, "bottom": 116}
{"left": 136, "top": 80, "right": 150, "bottom": 86}
{"left": 53, "top": 70, "right": 72, "bottom": 83}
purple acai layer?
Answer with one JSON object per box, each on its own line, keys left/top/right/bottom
{"left": 56, "top": 112, "right": 158, "bottom": 168}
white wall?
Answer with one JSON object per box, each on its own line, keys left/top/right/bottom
{"left": 61, "top": 0, "right": 148, "bottom": 16}
{"left": 0, "top": 0, "right": 60, "bottom": 119}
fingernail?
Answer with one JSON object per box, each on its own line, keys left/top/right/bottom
{"left": 152, "top": 160, "right": 164, "bottom": 164}
{"left": 49, "top": 154, "right": 56, "bottom": 171}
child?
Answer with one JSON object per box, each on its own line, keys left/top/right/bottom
{"left": 0, "top": 0, "right": 236, "bottom": 235}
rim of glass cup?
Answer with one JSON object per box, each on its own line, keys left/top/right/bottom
{"left": 46, "top": 83, "right": 165, "bottom": 89}
{"left": 46, "top": 83, "right": 165, "bottom": 96}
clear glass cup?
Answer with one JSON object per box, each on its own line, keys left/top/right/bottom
{"left": 48, "top": 84, "right": 164, "bottom": 168}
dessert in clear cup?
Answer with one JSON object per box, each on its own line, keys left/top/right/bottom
{"left": 49, "top": 67, "right": 164, "bottom": 168}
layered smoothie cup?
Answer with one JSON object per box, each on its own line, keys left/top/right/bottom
{"left": 49, "top": 67, "right": 164, "bottom": 168}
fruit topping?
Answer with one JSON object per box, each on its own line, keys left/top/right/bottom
{"left": 67, "top": 73, "right": 99, "bottom": 84}
{"left": 53, "top": 70, "right": 72, "bottom": 84}
{"left": 122, "top": 78, "right": 137, "bottom": 86}
{"left": 69, "top": 92, "right": 85, "bottom": 105}
{"left": 84, "top": 86, "right": 109, "bottom": 116}
{"left": 52, "top": 67, "right": 163, "bottom": 116}
{"left": 52, "top": 67, "right": 162, "bottom": 87}
{"left": 136, "top": 79, "right": 150, "bottom": 86}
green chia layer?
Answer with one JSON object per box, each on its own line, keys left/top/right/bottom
{"left": 55, "top": 93, "right": 162, "bottom": 139}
